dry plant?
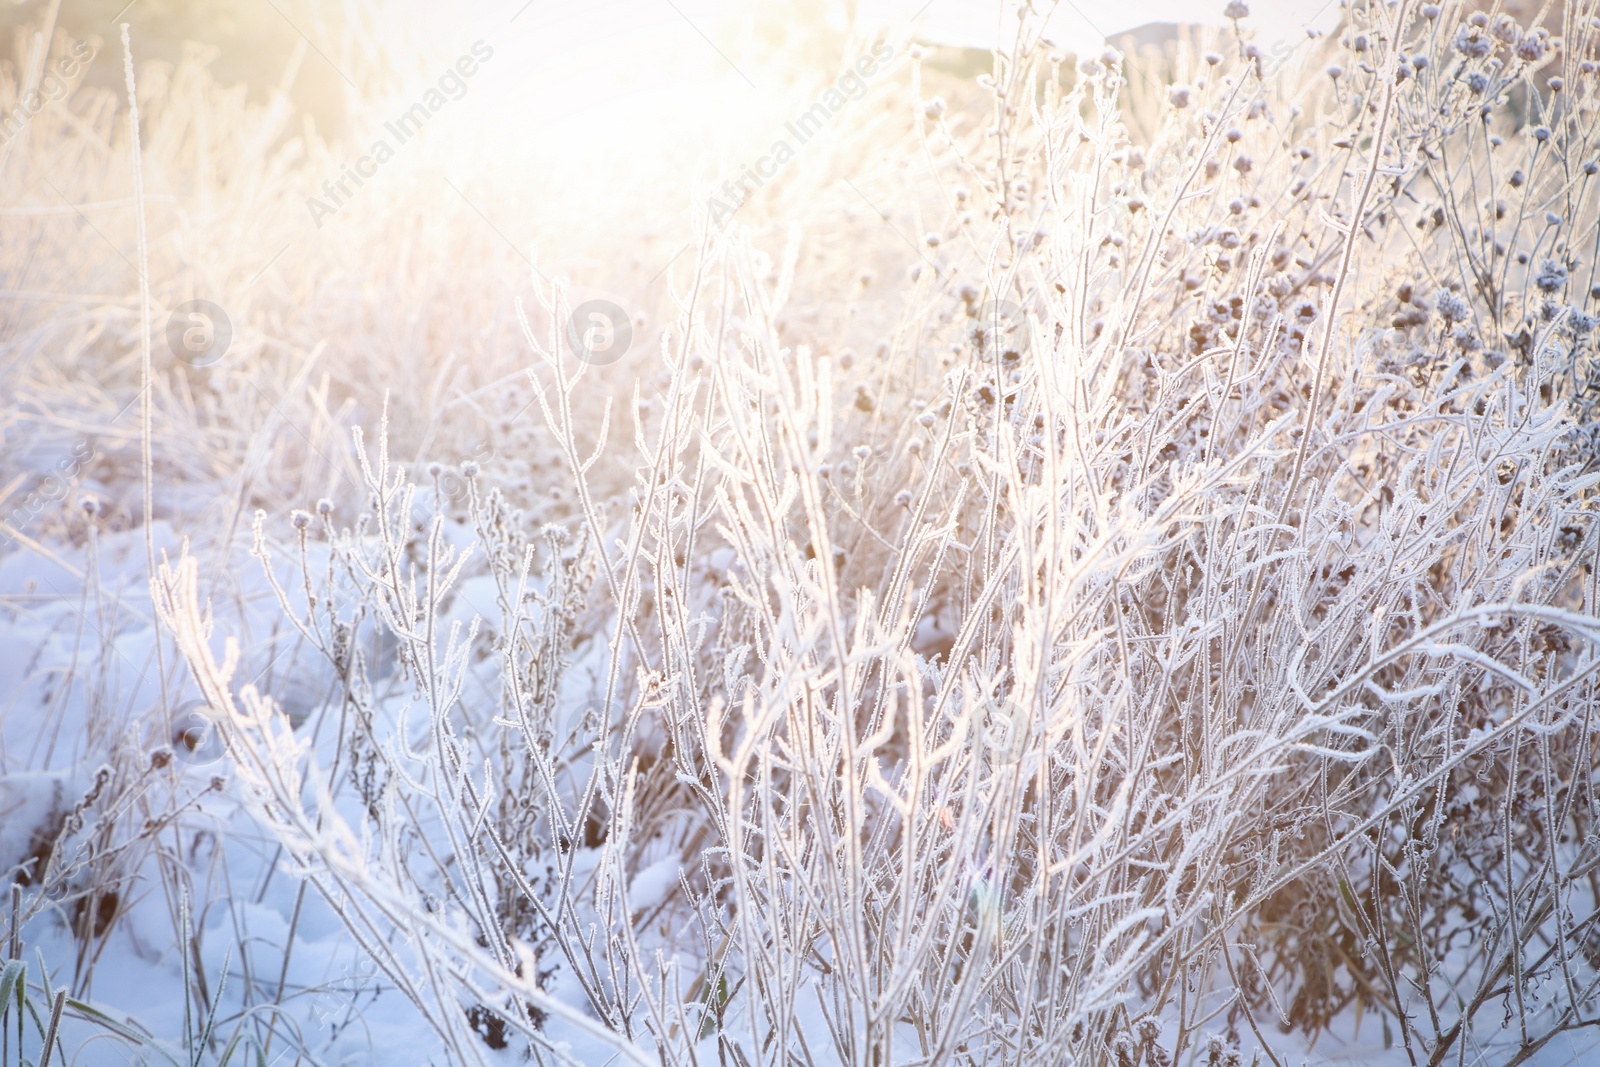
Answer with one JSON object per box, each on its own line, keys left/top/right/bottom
{"left": 4, "top": 0, "right": 1600, "bottom": 1064}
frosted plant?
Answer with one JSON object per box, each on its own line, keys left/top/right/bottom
{"left": 138, "top": 0, "right": 1600, "bottom": 1064}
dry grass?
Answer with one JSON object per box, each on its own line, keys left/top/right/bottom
{"left": 8, "top": 0, "right": 1600, "bottom": 1064}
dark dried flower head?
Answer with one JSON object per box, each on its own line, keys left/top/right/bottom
{"left": 1465, "top": 71, "right": 1489, "bottom": 92}
{"left": 1454, "top": 26, "right": 1492, "bottom": 59}
{"left": 1535, "top": 259, "right": 1569, "bottom": 293}
{"left": 1223, "top": 0, "right": 1248, "bottom": 19}
{"left": 1436, "top": 289, "right": 1471, "bottom": 323}
{"left": 1515, "top": 29, "right": 1550, "bottom": 62}
{"left": 290, "top": 510, "right": 311, "bottom": 530}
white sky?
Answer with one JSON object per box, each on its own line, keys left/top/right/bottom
{"left": 861, "top": 0, "right": 1343, "bottom": 53}
{"left": 406, "top": 0, "right": 1343, "bottom": 156}
{"left": 417, "top": 0, "right": 1344, "bottom": 98}
{"left": 308, "top": 0, "right": 1344, "bottom": 284}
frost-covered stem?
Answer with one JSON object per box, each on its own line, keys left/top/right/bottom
{"left": 1229, "top": 3, "right": 1410, "bottom": 669}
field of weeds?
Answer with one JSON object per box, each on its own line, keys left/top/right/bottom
{"left": 4, "top": 0, "right": 1600, "bottom": 1064}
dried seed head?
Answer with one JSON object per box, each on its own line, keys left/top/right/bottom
{"left": 1436, "top": 288, "right": 1471, "bottom": 323}
{"left": 1535, "top": 259, "right": 1569, "bottom": 293}
{"left": 1454, "top": 27, "right": 1492, "bottom": 59}
{"left": 1515, "top": 29, "right": 1550, "bottom": 62}
{"left": 1490, "top": 14, "right": 1521, "bottom": 44}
